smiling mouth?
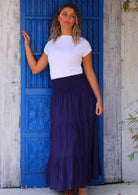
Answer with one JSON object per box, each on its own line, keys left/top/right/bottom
{"left": 65, "top": 22, "right": 69, "bottom": 24}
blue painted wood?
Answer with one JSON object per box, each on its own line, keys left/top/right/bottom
{"left": 21, "top": 0, "right": 26, "bottom": 187}
{"left": 21, "top": 0, "right": 103, "bottom": 188}
{"left": 25, "top": 16, "right": 100, "bottom": 20}
{"left": 98, "top": 0, "right": 104, "bottom": 185}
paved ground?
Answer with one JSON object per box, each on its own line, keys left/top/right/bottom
{"left": 0, "top": 183, "right": 138, "bottom": 195}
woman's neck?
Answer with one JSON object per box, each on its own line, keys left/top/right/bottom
{"left": 61, "top": 29, "right": 72, "bottom": 36}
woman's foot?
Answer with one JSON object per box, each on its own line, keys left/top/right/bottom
{"left": 64, "top": 188, "right": 79, "bottom": 195}
{"left": 79, "top": 187, "right": 88, "bottom": 195}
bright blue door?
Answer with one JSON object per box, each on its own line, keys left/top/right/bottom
{"left": 21, "top": 0, "right": 103, "bottom": 188}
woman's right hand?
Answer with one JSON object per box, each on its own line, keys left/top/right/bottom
{"left": 21, "top": 29, "right": 49, "bottom": 75}
{"left": 21, "top": 30, "right": 31, "bottom": 48}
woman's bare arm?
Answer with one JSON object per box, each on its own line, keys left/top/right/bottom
{"left": 82, "top": 52, "right": 103, "bottom": 115}
{"left": 21, "top": 30, "right": 49, "bottom": 74}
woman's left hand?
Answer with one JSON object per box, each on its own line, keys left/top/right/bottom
{"left": 95, "top": 100, "right": 103, "bottom": 115}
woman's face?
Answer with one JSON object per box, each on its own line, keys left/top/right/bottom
{"left": 58, "top": 7, "right": 76, "bottom": 31}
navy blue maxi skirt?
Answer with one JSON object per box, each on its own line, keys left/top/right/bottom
{"left": 46, "top": 73, "right": 102, "bottom": 191}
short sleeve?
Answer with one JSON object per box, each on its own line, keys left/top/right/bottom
{"left": 81, "top": 39, "right": 92, "bottom": 57}
{"left": 43, "top": 42, "right": 49, "bottom": 55}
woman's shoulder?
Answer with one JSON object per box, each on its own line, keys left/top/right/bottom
{"left": 77, "top": 36, "right": 92, "bottom": 56}
{"left": 77, "top": 37, "right": 91, "bottom": 49}
{"left": 44, "top": 38, "right": 55, "bottom": 54}
{"left": 79, "top": 36, "right": 90, "bottom": 44}
{"left": 76, "top": 37, "right": 90, "bottom": 48}
{"left": 45, "top": 38, "right": 54, "bottom": 46}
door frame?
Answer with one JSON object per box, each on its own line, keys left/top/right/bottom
{"left": 20, "top": 0, "right": 104, "bottom": 187}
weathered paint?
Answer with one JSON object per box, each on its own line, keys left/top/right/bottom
{"left": 0, "top": 0, "right": 21, "bottom": 187}
{"left": 104, "top": 0, "right": 122, "bottom": 183}
{"left": 121, "top": 11, "right": 138, "bottom": 182}
{"left": 20, "top": 0, "right": 103, "bottom": 187}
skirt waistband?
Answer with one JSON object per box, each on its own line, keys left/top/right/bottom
{"left": 51, "top": 73, "right": 89, "bottom": 95}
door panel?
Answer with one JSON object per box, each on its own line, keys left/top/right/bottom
{"left": 21, "top": 0, "right": 103, "bottom": 187}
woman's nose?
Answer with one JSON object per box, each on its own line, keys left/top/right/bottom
{"left": 66, "top": 15, "right": 70, "bottom": 20}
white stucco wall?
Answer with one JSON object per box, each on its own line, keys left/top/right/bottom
{"left": 0, "top": 0, "right": 21, "bottom": 187}
{"left": 121, "top": 10, "right": 138, "bottom": 182}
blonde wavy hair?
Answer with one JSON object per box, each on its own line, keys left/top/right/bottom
{"left": 49, "top": 3, "right": 82, "bottom": 45}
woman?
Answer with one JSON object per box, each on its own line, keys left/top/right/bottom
{"left": 21, "top": 3, "right": 103, "bottom": 195}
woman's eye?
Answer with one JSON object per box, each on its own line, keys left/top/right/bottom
{"left": 71, "top": 15, "right": 75, "bottom": 18}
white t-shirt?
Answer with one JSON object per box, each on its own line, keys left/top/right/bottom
{"left": 44, "top": 35, "right": 92, "bottom": 79}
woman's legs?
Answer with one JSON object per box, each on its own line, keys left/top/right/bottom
{"left": 64, "top": 187, "right": 88, "bottom": 195}
{"left": 79, "top": 187, "right": 88, "bottom": 195}
{"left": 64, "top": 188, "right": 79, "bottom": 195}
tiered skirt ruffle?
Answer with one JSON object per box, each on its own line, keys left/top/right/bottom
{"left": 46, "top": 73, "right": 102, "bottom": 191}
